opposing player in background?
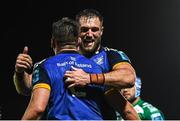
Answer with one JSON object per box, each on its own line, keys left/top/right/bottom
{"left": 121, "top": 77, "right": 165, "bottom": 120}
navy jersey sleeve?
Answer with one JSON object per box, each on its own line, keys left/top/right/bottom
{"left": 32, "top": 63, "right": 51, "bottom": 90}
{"left": 107, "top": 50, "right": 131, "bottom": 70}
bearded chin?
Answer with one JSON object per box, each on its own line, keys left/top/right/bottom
{"left": 80, "top": 38, "right": 101, "bottom": 57}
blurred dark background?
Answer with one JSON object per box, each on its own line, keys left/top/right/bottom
{"left": 1, "top": 0, "right": 180, "bottom": 119}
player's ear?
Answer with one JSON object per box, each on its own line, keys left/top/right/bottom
{"left": 76, "top": 37, "right": 81, "bottom": 51}
{"left": 51, "top": 36, "right": 55, "bottom": 49}
{"left": 100, "top": 26, "right": 104, "bottom": 36}
{"left": 77, "top": 37, "right": 82, "bottom": 46}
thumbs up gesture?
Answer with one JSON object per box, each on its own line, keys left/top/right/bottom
{"left": 15, "top": 46, "right": 33, "bottom": 74}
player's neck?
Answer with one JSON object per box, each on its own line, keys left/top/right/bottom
{"left": 132, "top": 97, "right": 140, "bottom": 105}
{"left": 55, "top": 47, "right": 77, "bottom": 55}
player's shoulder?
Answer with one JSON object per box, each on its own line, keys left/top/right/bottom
{"left": 103, "top": 47, "right": 126, "bottom": 54}
{"left": 103, "top": 46, "right": 119, "bottom": 52}
{"left": 33, "top": 58, "right": 47, "bottom": 69}
{"left": 143, "top": 101, "right": 164, "bottom": 120}
{"left": 141, "top": 101, "right": 161, "bottom": 113}
{"left": 103, "top": 47, "right": 130, "bottom": 61}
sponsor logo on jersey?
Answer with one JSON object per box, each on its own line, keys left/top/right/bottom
{"left": 93, "top": 55, "right": 104, "bottom": 65}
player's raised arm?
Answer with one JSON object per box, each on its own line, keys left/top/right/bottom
{"left": 13, "top": 46, "right": 33, "bottom": 96}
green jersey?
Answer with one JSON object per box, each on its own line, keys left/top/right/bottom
{"left": 133, "top": 98, "right": 165, "bottom": 120}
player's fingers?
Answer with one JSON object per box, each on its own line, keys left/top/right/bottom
{"left": 64, "top": 77, "right": 74, "bottom": 83}
{"left": 16, "top": 59, "right": 32, "bottom": 69}
{"left": 71, "top": 66, "right": 79, "bottom": 71}
{"left": 15, "top": 63, "right": 30, "bottom": 73}
{"left": 23, "top": 46, "right": 28, "bottom": 54}
{"left": 67, "top": 83, "right": 76, "bottom": 88}
{"left": 17, "top": 53, "right": 32, "bottom": 61}
{"left": 15, "top": 63, "right": 29, "bottom": 69}
{"left": 17, "top": 54, "right": 33, "bottom": 66}
{"left": 64, "top": 71, "right": 73, "bottom": 76}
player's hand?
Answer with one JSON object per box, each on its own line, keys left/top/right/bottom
{"left": 64, "top": 66, "right": 90, "bottom": 88}
{"left": 15, "top": 46, "right": 33, "bottom": 73}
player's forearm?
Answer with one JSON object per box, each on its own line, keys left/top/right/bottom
{"left": 89, "top": 64, "right": 136, "bottom": 88}
{"left": 21, "top": 107, "right": 43, "bottom": 120}
{"left": 13, "top": 71, "right": 32, "bottom": 96}
{"left": 103, "top": 68, "right": 135, "bottom": 88}
{"left": 121, "top": 99, "right": 141, "bottom": 120}
{"left": 116, "top": 93, "right": 140, "bottom": 120}
{"left": 105, "top": 88, "right": 140, "bottom": 120}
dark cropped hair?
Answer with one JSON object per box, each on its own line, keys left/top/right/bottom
{"left": 75, "top": 9, "right": 103, "bottom": 25}
{"left": 52, "top": 17, "right": 79, "bottom": 45}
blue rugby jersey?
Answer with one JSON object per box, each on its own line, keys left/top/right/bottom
{"left": 90, "top": 47, "right": 132, "bottom": 119}
{"left": 90, "top": 47, "right": 131, "bottom": 73}
{"left": 32, "top": 51, "right": 106, "bottom": 120}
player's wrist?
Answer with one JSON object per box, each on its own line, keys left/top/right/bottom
{"left": 89, "top": 73, "right": 105, "bottom": 85}
{"left": 14, "top": 69, "right": 25, "bottom": 81}
{"left": 15, "top": 67, "right": 29, "bottom": 77}
{"left": 15, "top": 69, "right": 24, "bottom": 74}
